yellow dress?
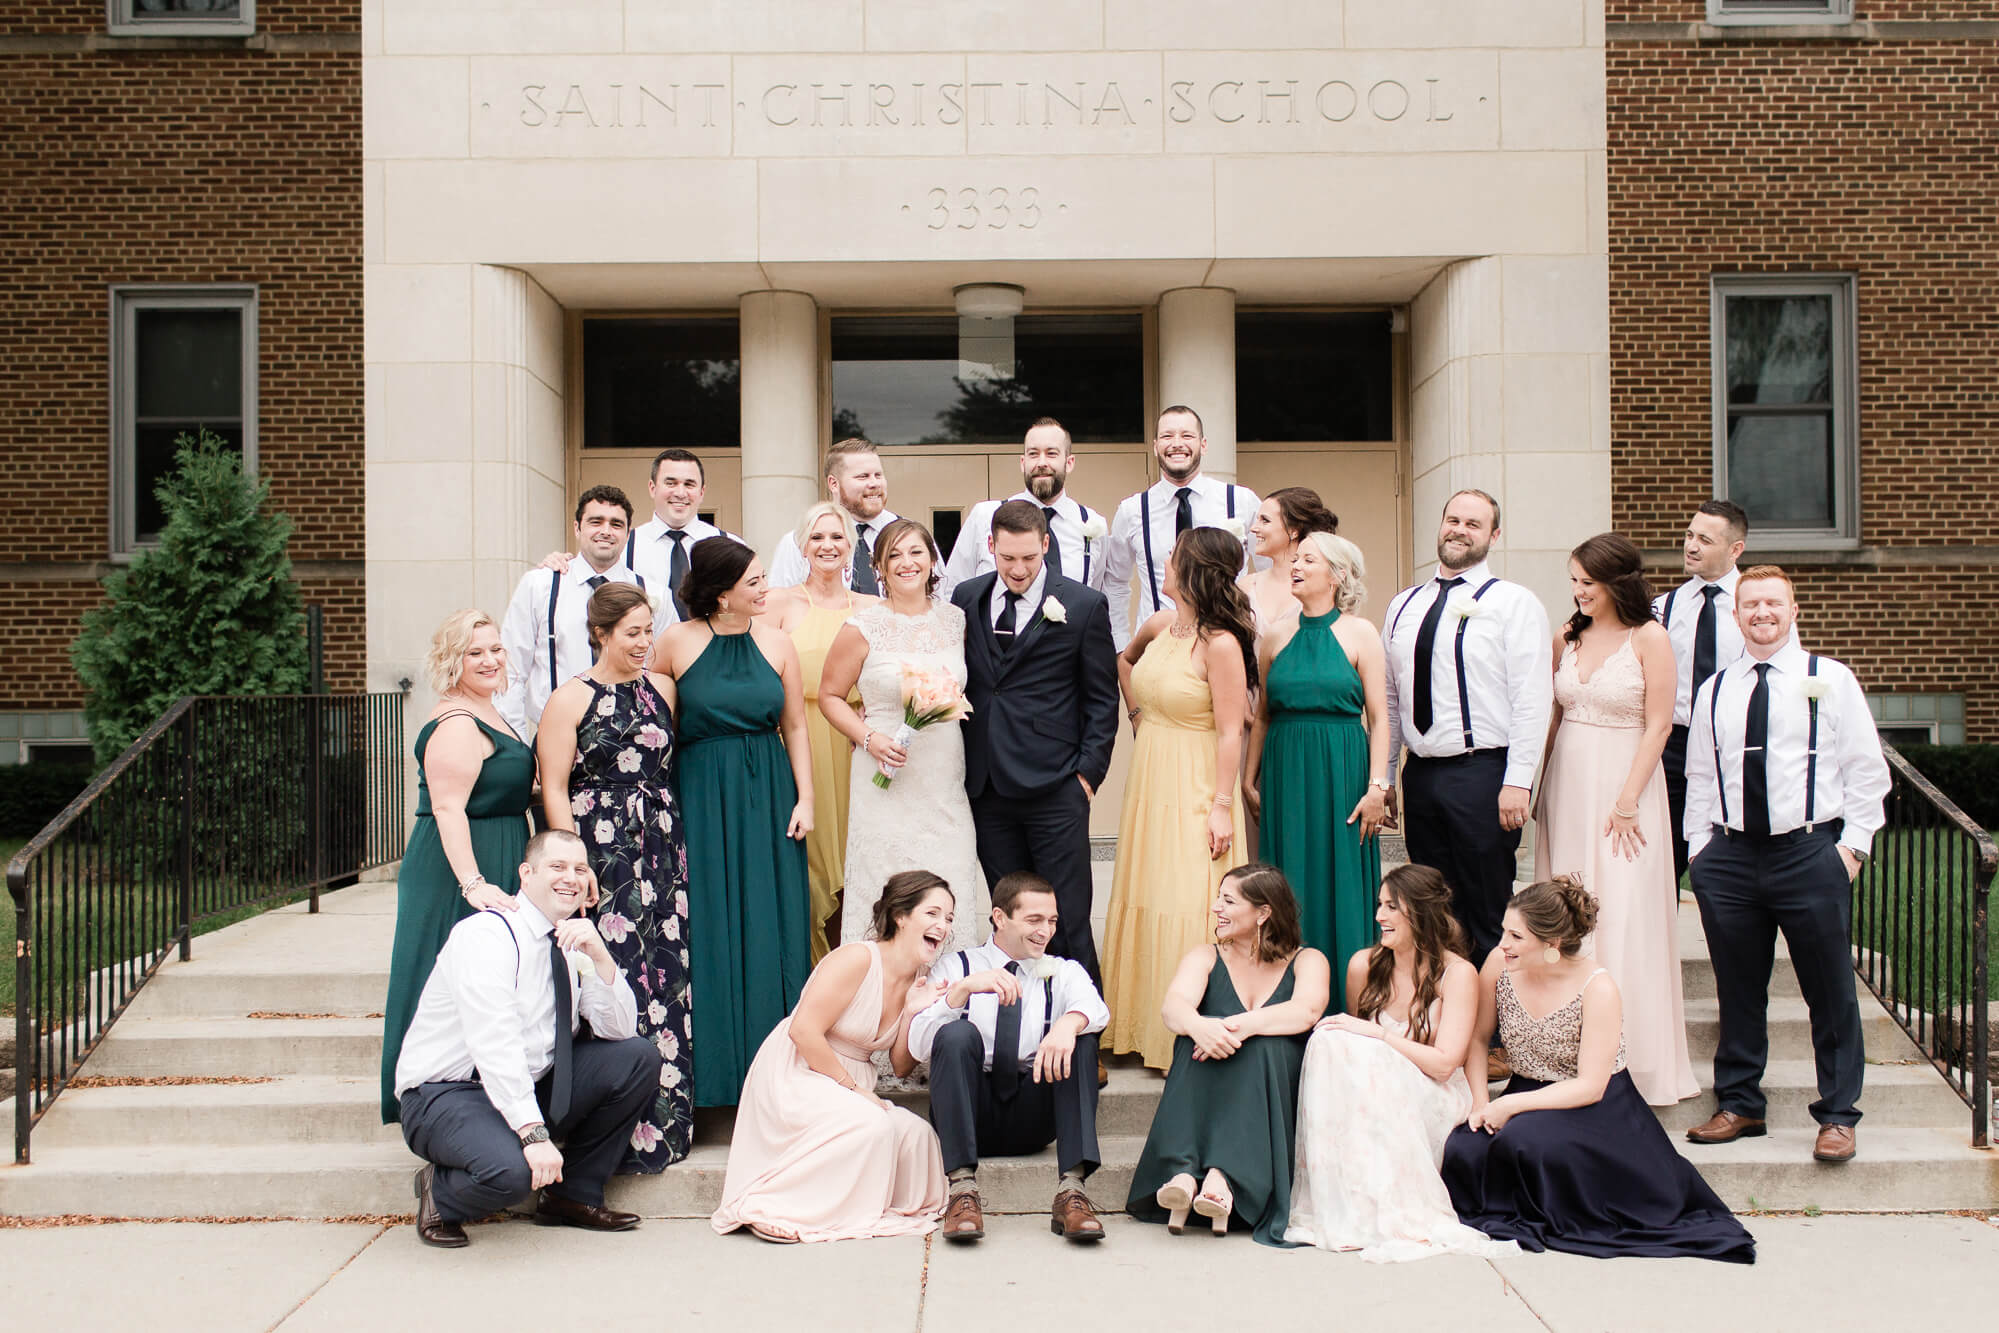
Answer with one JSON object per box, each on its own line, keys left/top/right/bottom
{"left": 792, "top": 595, "right": 858, "bottom": 963}
{"left": 1103, "top": 630, "right": 1249, "bottom": 1070}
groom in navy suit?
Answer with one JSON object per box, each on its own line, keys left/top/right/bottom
{"left": 953, "top": 501, "right": 1120, "bottom": 991}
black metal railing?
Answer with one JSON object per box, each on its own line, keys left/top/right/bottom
{"left": 1852, "top": 745, "right": 1999, "bottom": 1147}
{"left": 9, "top": 692, "right": 408, "bottom": 1163}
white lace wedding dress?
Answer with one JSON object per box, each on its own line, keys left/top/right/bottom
{"left": 839, "top": 600, "right": 985, "bottom": 951}
{"left": 1285, "top": 1008, "right": 1520, "bottom": 1262}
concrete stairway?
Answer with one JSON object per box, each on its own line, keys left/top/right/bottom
{"left": 2, "top": 880, "right": 1994, "bottom": 1220}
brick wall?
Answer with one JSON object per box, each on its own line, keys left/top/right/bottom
{"left": 0, "top": 2, "right": 364, "bottom": 707}
{"left": 1609, "top": 29, "right": 1999, "bottom": 738}
{"left": 1610, "top": 2, "right": 1996, "bottom": 21}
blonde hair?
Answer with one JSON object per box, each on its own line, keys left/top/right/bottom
{"left": 424, "top": 609, "right": 502, "bottom": 695}
{"left": 1302, "top": 531, "right": 1368, "bottom": 615}
{"left": 792, "top": 500, "right": 857, "bottom": 570}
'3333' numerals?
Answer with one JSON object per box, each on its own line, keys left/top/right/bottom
{"left": 923, "top": 186, "right": 1043, "bottom": 230}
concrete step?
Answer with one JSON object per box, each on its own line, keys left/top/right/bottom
{"left": 1683, "top": 997, "right": 1903, "bottom": 1063}
{"left": 1671, "top": 1128, "right": 1999, "bottom": 1212}
{"left": 1654, "top": 1059, "right": 1970, "bottom": 1133}
{"left": 29, "top": 1076, "right": 403, "bottom": 1149}
{"left": 83, "top": 1017, "right": 382, "bottom": 1079}
{"left": 137, "top": 968, "right": 391, "bottom": 1019}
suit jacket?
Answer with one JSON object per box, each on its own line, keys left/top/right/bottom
{"left": 952, "top": 572, "right": 1120, "bottom": 801}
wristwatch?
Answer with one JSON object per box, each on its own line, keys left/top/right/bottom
{"left": 1370, "top": 778, "right": 1393, "bottom": 792}
{"left": 518, "top": 1125, "right": 552, "bottom": 1147}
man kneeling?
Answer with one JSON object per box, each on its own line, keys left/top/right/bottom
{"left": 909, "top": 872, "right": 1109, "bottom": 1243}
{"left": 395, "top": 829, "right": 663, "bottom": 1248}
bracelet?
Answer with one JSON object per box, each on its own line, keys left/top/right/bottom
{"left": 861, "top": 729, "right": 876, "bottom": 754}
{"left": 1212, "top": 793, "right": 1234, "bottom": 809}
{"left": 459, "top": 875, "right": 489, "bottom": 897}
{"left": 1611, "top": 804, "right": 1638, "bottom": 820}
{"left": 1127, "top": 707, "right": 1141, "bottom": 721}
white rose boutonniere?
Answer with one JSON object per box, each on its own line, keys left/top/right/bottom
{"left": 1450, "top": 597, "right": 1484, "bottom": 621}
{"left": 1216, "top": 516, "right": 1250, "bottom": 541}
{"left": 1040, "top": 596, "right": 1068, "bottom": 625}
{"left": 1798, "top": 677, "right": 1832, "bottom": 703}
{"left": 1026, "top": 956, "right": 1061, "bottom": 982}
{"left": 1078, "top": 514, "right": 1108, "bottom": 541}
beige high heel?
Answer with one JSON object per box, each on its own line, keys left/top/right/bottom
{"left": 1155, "top": 1173, "right": 1196, "bottom": 1234}
{"left": 1192, "top": 1169, "right": 1233, "bottom": 1236}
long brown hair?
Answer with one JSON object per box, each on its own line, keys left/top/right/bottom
{"left": 1352, "top": 865, "right": 1463, "bottom": 1047}
{"left": 1563, "top": 532, "right": 1653, "bottom": 643}
{"left": 1172, "top": 526, "right": 1259, "bottom": 689}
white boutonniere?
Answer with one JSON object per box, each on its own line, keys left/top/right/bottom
{"left": 1040, "top": 596, "right": 1068, "bottom": 625}
{"left": 1450, "top": 597, "right": 1483, "bottom": 621}
{"left": 1798, "top": 677, "right": 1832, "bottom": 702}
{"left": 1216, "top": 516, "right": 1249, "bottom": 541}
{"left": 569, "top": 951, "right": 594, "bottom": 984}
{"left": 1026, "top": 956, "right": 1061, "bottom": 982}
{"left": 1078, "top": 514, "right": 1108, "bottom": 541}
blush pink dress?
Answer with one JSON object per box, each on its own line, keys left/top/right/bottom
{"left": 1534, "top": 634, "right": 1699, "bottom": 1106}
{"left": 711, "top": 942, "right": 946, "bottom": 1241}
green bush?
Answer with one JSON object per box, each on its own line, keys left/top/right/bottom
{"left": 1895, "top": 744, "right": 1999, "bottom": 833}
{"left": 71, "top": 431, "right": 308, "bottom": 765}
{"left": 0, "top": 762, "right": 94, "bottom": 839}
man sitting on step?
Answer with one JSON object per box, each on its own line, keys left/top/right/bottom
{"left": 395, "top": 828, "right": 662, "bottom": 1248}
{"left": 908, "top": 872, "right": 1110, "bottom": 1244}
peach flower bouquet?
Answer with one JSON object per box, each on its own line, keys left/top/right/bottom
{"left": 874, "top": 663, "right": 974, "bottom": 788}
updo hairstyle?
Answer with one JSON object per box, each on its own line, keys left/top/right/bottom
{"left": 679, "top": 537, "right": 757, "bottom": 620}
{"left": 1266, "top": 486, "right": 1339, "bottom": 544}
{"left": 1300, "top": 531, "right": 1369, "bottom": 616}
{"left": 870, "top": 518, "right": 944, "bottom": 598}
{"left": 585, "top": 582, "right": 652, "bottom": 656}
{"left": 870, "top": 869, "right": 952, "bottom": 941}
{"left": 1509, "top": 875, "right": 1600, "bottom": 956}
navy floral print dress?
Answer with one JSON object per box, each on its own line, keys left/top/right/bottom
{"left": 568, "top": 674, "right": 693, "bottom": 1171}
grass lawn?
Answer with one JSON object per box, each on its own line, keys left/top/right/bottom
{"left": 1853, "top": 825, "right": 1999, "bottom": 1015}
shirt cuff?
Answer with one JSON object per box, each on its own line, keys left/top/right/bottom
{"left": 1501, "top": 761, "right": 1537, "bottom": 790}
{"left": 498, "top": 1094, "right": 543, "bottom": 1135}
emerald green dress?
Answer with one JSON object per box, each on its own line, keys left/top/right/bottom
{"left": 1260, "top": 608, "right": 1380, "bottom": 1007}
{"left": 1126, "top": 950, "right": 1308, "bottom": 1247}
{"left": 379, "top": 712, "right": 534, "bottom": 1122}
{"left": 677, "top": 629, "right": 810, "bottom": 1107}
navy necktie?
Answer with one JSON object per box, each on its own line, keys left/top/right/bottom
{"left": 665, "top": 530, "right": 691, "bottom": 620}
{"left": 1173, "top": 487, "right": 1195, "bottom": 537}
{"left": 547, "top": 936, "right": 574, "bottom": 1124}
{"left": 1693, "top": 584, "right": 1722, "bottom": 695}
{"left": 851, "top": 523, "right": 879, "bottom": 595}
{"left": 1742, "top": 662, "right": 1773, "bottom": 838}
{"left": 1041, "top": 507, "right": 1064, "bottom": 580}
{"left": 1410, "top": 576, "right": 1465, "bottom": 737}
{"left": 995, "top": 590, "right": 1021, "bottom": 652}
{"left": 585, "top": 574, "right": 607, "bottom": 590}
{"left": 991, "top": 961, "right": 1023, "bottom": 1100}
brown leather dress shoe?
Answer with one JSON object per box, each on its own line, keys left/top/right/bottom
{"left": 1813, "top": 1124, "right": 1857, "bottom": 1163}
{"left": 534, "top": 1194, "right": 642, "bottom": 1231}
{"left": 1098, "top": 1054, "right": 1110, "bottom": 1089}
{"left": 1051, "top": 1189, "right": 1105, "bottom": 1242}
{"left": 413, "top": 1165, "right": 468, "bottom": 1249}
{"left": 1485, "top": 1047, "right": 1512, "bottom": 1083}
{"left": 942, "top": 1189, "right": 985, "bottom": 1242}
{"left": 1685, "top": 1109, "right": 1768, "bottom": 1144}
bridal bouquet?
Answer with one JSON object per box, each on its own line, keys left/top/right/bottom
{"left": 874, "top": 664, "right": 974, "bottom": 788}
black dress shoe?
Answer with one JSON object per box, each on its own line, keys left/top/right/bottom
{"left": 413, "top": 1165, "right": 468, "bottom": 1249}
{"left": 535, "top": 1193, "right": 642, "bottom": 1231}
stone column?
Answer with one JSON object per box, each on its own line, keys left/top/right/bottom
{"left": 738, "top": 290, "right": 821, "bottom": 559}
{"left": 1157, "top": 287, "right": 1238, "bottom": 482}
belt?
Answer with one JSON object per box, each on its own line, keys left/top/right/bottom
{"left": 1408, "top": 747, "right": 1507, "bottom": 764}
{"left": 1712, "top": 820, "right": 1843, "bottom": 845}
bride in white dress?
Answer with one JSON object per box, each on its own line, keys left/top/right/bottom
{"left": 1286, "top": 864, "right": 1517, "bottom": 1262}
{"left": 817, "top": 518, "right": 985, "bottom": 952}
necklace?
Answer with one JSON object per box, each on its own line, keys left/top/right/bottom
{"left": 1168, "top": 621, "right": 1197, "bottom": 639}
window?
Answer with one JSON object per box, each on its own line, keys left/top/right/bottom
{"left": 1706, "top": 0, "right": 1851, "bottom": 24}
{"left": 1236, "top": 311, "right": 1395, "bottom": 443}
{"left": 109, "top": 0, "right": 255, "bottom": 36}
{"left": 1871, "top": 693, "right": 1965, "bottom": 748}
{"left": 1710, "top": 275, "right": 1857, "bottom": 547}
{"left": 582, "top": 318, "right": 740, "bottom": 449}
{"left": 111, "top": 286, "right": 258, "bottom": 553}
{"left": 0, "top": 712, "right": 91, "bottom": 765}
{"left": 832, "top": 314, "right": 1143, "bottom": 447}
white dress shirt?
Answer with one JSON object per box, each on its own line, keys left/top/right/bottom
{"left": 939, "top": 491, "right": 1108, "bottom": 597}
{"left": 1382, "top": 560, "right": 1554, "bottom": 790}
{"left": 497, "top": 558, "right": 644, "bottom": 738}
{"left": 1683, "top": 641, "right": 1889, "bottom": 860}
{"left": 768, "top": 507, "right": 901, "bottom": 589}
{"left": 625, "top": 516, "right": 734, "bottom": 622}
{"left": 1652, "top": 567, "right": 1745, "bottom": 727}
{"left": 907, "top": 938, "right": 1110, "bottom": 1069}
{"left": 985, "top": 565, "right": 1048, "bottom": 634}
{"left": 1100, "top": 475, "right": 1260, "bottom": 650}
{"left": 393, "top": 898, "right": 640, "bottom": 1132}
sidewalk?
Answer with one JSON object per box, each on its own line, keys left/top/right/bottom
{"left": 6, "top": 1212, "right": 1997, "bottom": 1332}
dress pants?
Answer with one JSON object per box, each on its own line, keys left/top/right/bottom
{"left": 1689, "top": 826, "right": 1863, "bottom": 1126}
{"left": 927, "top": 1019, "right": 1101, "bottom": 1178}
{"left": 1401, "top": 749, "right": 1518, "bottom": 960}
{"left": 971, "top": 782, "right": 1101, "bottom": 986}
{"left": 1662, "top": 724, "right": 1691, "bottom": 883}
{"left": 399, "top": 1035, "right": 663, "bottom": 1223}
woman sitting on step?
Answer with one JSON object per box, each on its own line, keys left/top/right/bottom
{"left": 1440, "top": 877, "right": 1756, "bottom": 1262}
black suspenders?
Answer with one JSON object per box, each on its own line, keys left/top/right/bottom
{"left": 1711, "top": 655, "right": 1822, "bottom": 831}
{"left": 544, "top": 572, "right": 563, "bottom": 694}
{"left": 1139, "top": 486, "right": 1239, "bottom": 612}
{"left": 1076, "top": 503, "right": 1094, "bottom": 583}
{"left": 1453, "top": 579, "right": 1500, "bottom": 749}
{"left": 950, "top": 952, "right": 1056, "bottom": 1046}
{"left": 1660, "top": 585, "right": 1678, "bottom": 628}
